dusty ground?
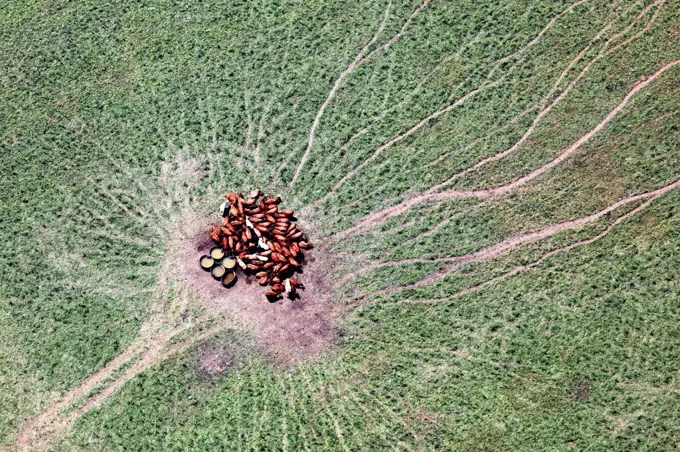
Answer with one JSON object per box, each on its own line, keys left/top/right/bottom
{"left": 177, "top": 229, "right": 341, "bottom": 366}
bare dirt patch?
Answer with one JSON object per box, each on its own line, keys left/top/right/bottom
{"left": 175, "top": 229, "right": 341, "bottom": 367}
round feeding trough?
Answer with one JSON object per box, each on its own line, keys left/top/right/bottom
{"left": 211, "top": 264, "right": 226, "bottom": 280}
{"left": 221, "top": 270, "right": 237, "bottom": 288}
{"left": 210, "top": 247, "right": 225, "bottom": 260}
{"left": 200, "top": 255, "right": 215, "bottom": 271}
{"left": 222, "top": 257, "right": 236, "bottom": 270}
{"left": 203, "top": 189, "right": 314, "bottom": 300}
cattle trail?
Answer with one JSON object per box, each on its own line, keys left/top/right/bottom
{"left": 367, "top": 178, "right": 680, "bottom": 295}
{"left": 387, "top": 186, "right": 669, "bottom": 306}
{"left": 12, "top": 313, "right": 220, "bottom": 451}
{"left": 318, "top": 0, "right": 595, "bottom": 200}
{"left": 291, "top": 0, "right": 435, "bottom": 186}
{"left": 290, "top": 1, "right": 392, "bottom": 187}
{"left": 330, "top": 58, "right": 680, "bottom": 241}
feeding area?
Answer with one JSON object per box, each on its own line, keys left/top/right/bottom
{"left": 200, "top": 189, "right": 313, "bottom": 301}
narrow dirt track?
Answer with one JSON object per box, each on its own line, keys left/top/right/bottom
{"left": 388, "top": 188, "right": 667, "bottom": 305}
{"left": 316, "top": 0, "right": 664, "bottom": 211}
{"left": 59, "top": 322, "right": 232, "bottom": 437}
{"left": 368, "top": 178, "right": 680, "bottom": 294}
{"left": 11, "top": 314, "right": 217, "bottom": 451}
{"left": 319, "top": 0, "right": 594, "bottom": 199}
{"left": 330, "top": 58, "right": 680, "bottom": 241}
{"left": 291, "top": 0, "right": 433, "bottom": 186}
{"left": 422, "top": 0, "right": 665, "bottom": 196}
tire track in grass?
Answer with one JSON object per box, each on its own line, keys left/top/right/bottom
{"left": 291, "top": 0, "right": 435, "bottom": 186}
{"left": 363, "top": 178, "right": 680, "bottom": 295}
{"left": 329, "top": 58, "right": 680, "bottom": 241}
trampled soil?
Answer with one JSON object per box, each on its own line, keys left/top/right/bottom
{"left": 177, "top": 230, "right": 341, "bottom": 366}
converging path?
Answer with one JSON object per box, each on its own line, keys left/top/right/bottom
{"left": 330, "top": 58, "right": 680, "bottom": 241}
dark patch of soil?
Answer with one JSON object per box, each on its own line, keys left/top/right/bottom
{"left": 568, "top": 380, "right": 592, "bottom": 400}
{"left": 176, "top": 230, "right": 342, "bottom": 367}
{"left": 191, "top": 332, "right": 254, "bottom": 379}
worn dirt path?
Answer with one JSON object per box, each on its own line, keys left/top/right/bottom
{"left": 11, "top": 313, "right": 218, "bottom": 451}
{"left": 387, "top": 186, "right": 669, "bottom": 305}
{"left": 329, "top": 58, "right": 680, "bottom": 241}
{"left": 364, "top": 178, "right": 680, "bottom": 295}
{"left": 291, "top": 0, "right": 433, "bottom": 186}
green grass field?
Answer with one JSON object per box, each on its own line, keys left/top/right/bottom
{"left": 2, "top": 0, "right": 679, "bottom": 449}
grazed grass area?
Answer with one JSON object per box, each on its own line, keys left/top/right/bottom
{"left": 1, "top": 0, "right": 679, "bottom": 449}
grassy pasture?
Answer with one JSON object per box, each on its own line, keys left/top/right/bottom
{"left": 1, "top": 0, "right": 679, "bottom": 449}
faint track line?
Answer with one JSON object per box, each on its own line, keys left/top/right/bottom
{"left": 310, "top": 368, "right": 349, "bottom": 452}
{"left": 385, "top": 188, "right": 668, "bottom": 305}
{"left": 378, "top": 209, "right": 471, "bottom": 260}
{"left": 329, "top": 58, "right": 680, "bottom": 241}
{"left": 291, "top": 0, "right": 436, "bottom": 186}
{"left": 67, "top": 321, "right": 229, "bottom": 419}
{"left": 308, "top": 19, "right": 495, "bottom": 195}
{"left": 279, "top": 376, "right": 290, "bottom": 452}
{"left": 244, "top": 89, "right": 254, "bottom": 156}
{"left": 616, "top": 382, "right": 680, "bottom": 395}
{"left": 325, "top": 0, "right": 664, "bottom": 232}
{"left": 362, "top": 178, "right": 680, "bottom": 295}
{"left": 394, "top": 0, "right": 663, "bottom": 211}
{"left": 255, "top": 98, "right": 273, "bottom": 169}
{"left": 348, "top": 375, "right": 420, "bottom": 445}
{"left": 427, "top": 0, "right": 665, "bottom": 195}
{"left": 300, "top": 368, "right": 333, "bottom": 449}
{"left": 310, "top": 5, "right": 503, "bottom": 188}
{"left": 12, "top": 313, "right": 219, "bottom": 451}
{"left": 327, "top": 104, "right": 534, "bottom": 213}
{"left": 285, "top": 372, "right": 312, "bottom": 452}
{"left": 290, "top": 1, "right": 393, "bottom": 186}
{"left": 403, "top": 344, "right": 521, "bottom": 377}
{"left": 319, "top": 0, "right": 593, "bottom": 198}
{"left": 337, "top": 378, "right": 389, "bottom": 443}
